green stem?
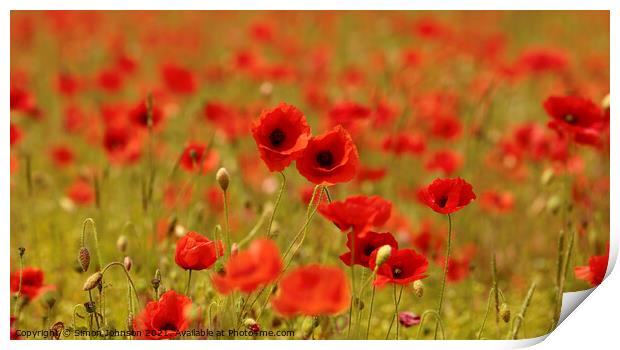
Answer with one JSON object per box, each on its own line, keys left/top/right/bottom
{"left": 509, "top": 282, "right": 536, "bottom": 339}
{"left": 477, "top": 288, "right": 494, "bottom": 339}
{"left": 223, "top": 190, "right": 231, "bottom": 259}
{"left": 185, "top": 270, "right": 193, "bottom": 296}
{"left": 365, "top": 286, "right": 376, "bottom": 340}
{"left": 434, "top": 213, "right": 452, "bottom": 339}
{"left": 266, "top": 172, "right": 286, "bottom": 238}
{"left": 385, "top": 284, "right": 404, "bottom": 339}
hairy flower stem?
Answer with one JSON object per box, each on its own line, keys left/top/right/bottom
{"left": 434, "top": 213, "right": 452, "bottom": 339}
{"left": 13, "top": 248, "right": 25, "bottom": 317}
{"left": 185, "top": 270, "right": 193, "bottom": 296}
{"left": 223, "top": 188, "right": 231, "bottom": 259}
{"left": 416, "top": 310, "right": 446, "bottom": 340}
{"left": 266, "top": 172, "right": 286, "bottom": 238}
{"left": 385, "top": 285, "right": 404, "bottom": 339}
{"left": 365, "top": 286, "right": 376, "bottom": 340}
{"left": 509, "top": 282, "right": 536, "bottom": 339}
{"left": 492, "top": 254, "right": 500, "bottom": 337}
{"left": 347, "top": 234, "right": 356, "bottom": 339}
{"left": 100, "top": 262, "right": 141, "bottom": 310}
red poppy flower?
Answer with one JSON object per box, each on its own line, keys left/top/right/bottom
{"left": 49, "top": 145, "right": 75, "bottom": 168}
{"left": 517, "top": 47, "right": 569, "bottom": 74}
{"left": 97, "top": 68, "right": 124, "bottom": 93}
{"left": 381, "top": 133, "right": 426, "bottom": 156}
{"left": 10, "top": 317, "right": 20, "bottom": 340}
{"left": 431, "top": 115, "right": 462, "bottom": 140}
{"left": 67, "top": 179, "right": 95, "bottom": 206}
{"left": 160, "top": 64, "right": 196, "bottom": 95}
{"left": 174, "top": 231, "right": 224, "bottom": 271}
{"left": 339, "top": 231, "right": 398, "bottom": 268}
{"left": 10, "top": 267, "right": 53, "bottom": 300}
{"left": 10, "top": 123, "right": 22, "bottom": 147}
{"left": 211, "top": 239, "right": 282, "bottom": 294}
{"left": 103, "top": 125, "right": 143, "bottom": 165}
{"left": 251, "top": 103, "right": 311, "bottom": 172}
{"left": 543, "top": 96, "right": 604, "bottom": 146}
{"left": 425, "top": 150, "right": 463, "bottom": 176}
{"left": 296, "top": 125, "right": 359, "bottom": 185}
{"left": 355, "top": 165, "right": 387, "bottom": 182}
{"left": 479, "top": 190, "right": 514, "bottom": 214}
{"left": 128, "top": 99, "right": 164, "bottom": 129}
{"left": 179, "top": 142, "right": 219, "bottom": 174}
{"left": 10, "top": 86, "right": 37, "bottom": 113}
{"left": 575, "top": 253, "right": 608, "bottom": 286}
{"left": 319, "top": 195, "right": 392, "bottom": 235}
{"left": 418, "top": 177, "right": 476, "bottom": 214}
{"left": 133, "top": 290, "right": 191, "bottom": 340}
{"left": 439, "top": 256, "right": 472, "bottom": 283}
{"left": 327, "top": 101, "right": 371, "bottom": 129}
{"left": 369, "top": 248, "right": 428, "bottom": 287}
{"left": 271, "top": 265, "right": 350, "bottom": 317}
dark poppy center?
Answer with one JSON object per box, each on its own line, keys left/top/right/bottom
{"left": 393, "top": 267, "right": 403, "bottom": 278}
{"left": 437, "top": 195, "right": 449, "bottom": 208}
{"left": 363, "top": 245, "right": 375, "bottom": 256}
{"left": 159, "top": 322, "right": 178, "bottom": 331}
{"left": 269, "top": 128, "right": 286, "bottom": 147}
{"left": 316, "top": 151, "right": 334, "bottom": 168}
{"left": 563, "top": 114, "right": 577, "bottom": 124}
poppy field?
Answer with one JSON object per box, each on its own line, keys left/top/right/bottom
{"left": 9, "top": 11, "right": 610, "bottom": 340}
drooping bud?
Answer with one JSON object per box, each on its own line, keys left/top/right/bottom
{"left": 78, "top": 247, "right": 90, "bottom": 272}
{"left": 18, "top": 247, "right": 26, "bottom": 257}
{"left": 117, "top": 235, "right": 128, "bottom": 253}
{"left": 500, "top": 303, "right": 511, "bottom": 323}
{"left": 413, "top": 280, "right": 424, "bottom": 298}
{"left": 84, "top": 301, "right": 96, "bottom": 313}
{"left": 83, "top": 271, "right": 103, "bottom": 291}
{"left": 374, "top": 245, "right": 392, "bottom": 269}
{"left": 244, "top": 318, "right": 260, "bottom": 333}
{"left": 216, "top": 167, "right": 230, "bottom": 192}
{"left": 123, "top": 256, "right": 133, "bottom": 271}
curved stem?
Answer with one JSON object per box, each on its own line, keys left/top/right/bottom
{"left": 385, "top": 284, "right": 404, "bottom": 339}
{"left": 416, "top": 310, "right": 446, "bottom": 340}
{"left": 82, "top": 218, "right": 104, "bottom": 270}
{"left": 267, "top": 172, "right": 286, "bottom": 238}
{"left": 477, "top": 288, "right": 495, "bottom": 339}
{"left": 434, "top": 213, "right": 452, "bottom": 339}
{"left": 101, "top": 262, "right": 141, "bottom": 310}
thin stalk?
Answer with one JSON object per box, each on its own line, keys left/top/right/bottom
{"left": 416, "top": 310, "right": 446, "bottom": 340}
{"left": 223, "top": 189, "right": 231, "bottom": 259}
{"left": 477, "top": 288, "right": 495, "bottom": 339}
{"left": 434, "top": 213, "right": 452, "bottom": 339}
{"left": 509, "top": 282, "right": 536, "bottom": 339}
{"left": 365, "top": 286, "right": 376, "bottom": 340}
{"left": 185, "top": 270, "right": 193, "bottom": 296}
{"left": 385, "top": 284, "right": 404, "bottom": 339}
{"left": 266, "top": 172, "right": 286, "bottom": 238}
{"left": 492, "top": 254, "right": 500, "bottom": 337}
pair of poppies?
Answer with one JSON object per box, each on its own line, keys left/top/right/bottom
{"left": 251, "top": 103, "right": 359, "bottom": 185}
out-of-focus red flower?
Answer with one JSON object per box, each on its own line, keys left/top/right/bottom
{"left": 204, "top": 186, "right": 224, "bottom": 212}
{"left": 431, "top": 115, "right": 462, "bottom": 140}
{"left": 63, "top": 105, "right": 85, "bottom": 133}
{"left": 418, "top": 177, "right": 476, "bottom": 215}
{"left": 296, "top": 125, "right": 359, "bottom": 185}
{"left": 10, "top": 267, "right": 53, "bottom": 300}
{"left": 251, "top": 103, "right": 311, "bottom": 172}
{"left": 10, "top": 317, "right": 20, "bottom": 339}
{"left": 575, "top": 252, "right": 608, "bottom": 286}
{"left": 163, "top": 182, "right": 193, "bottom": 210}
{"left": 339, "top": 231, "right": 398, "bottom": 268}
{"left": 271, "top": 265, "right": 350, "bottom": 317}
{"left": 319, "top": 195, "right": 392, "bottom": 235}
{"left": 355, "top": 165, "right": 387, "bottom": 183}
{"left": 212, "top": 239, "right": 282, "bottom": 294}
{"left": 11, "top": 86, "right": 37, "bottom": 113}
{"left": 327, "top": 101, "right": 371, "bottom": 130}
{"left": 382, "top": 133, "right": 426, "bottom": 156}
{"left": 128, "top": 98, "right": 164, "bottom": 129}
{"left": 67, "top": 178, "right": 95, "bottom": 206}
{"left": 413, "top": 17, "right": 451, "bottom": 40}
{"left": 439, "top": 256, "right": 472, "bottom": 283}
{"left": 97, "top": 68, "right": 124, "bottom": 93}
{"left": 410, "top": 219, "right": 445, "bottom": 258}
{"left": 10, "top": 123, "right": 22, "bottom": 147}
{"left": 398, "top": 311, "right": 421, "bottom": 327}
{"left": 49, "top": 145, "right": 75, "bottom": 168}
{"left": 516, "top": 47, "right": 569, "bottom": 74}
{"left": 479, "top": 190, "right": 514, "bottom": 214}
{"left": 425, "top": 150, "right": 463, "bottom": 176}
{"left": 133, "top": 290, "right": 191, "bottom": 340}
{"left": 179, "top": 142, "right": 219, "bottom": 174}
{"left": 369, "top": 248, "right": 428, "bottom": 287}
{"left": 56, "top": 73, "right": 83, "bottom": 97}
{"left": 160, "top": 64, "right": 196, "bottom": 95}
{"left": 174, "top": 231, "right": 224, "bottom": 271}
{"left": 103, "top": 125, "right": 143, "bottom": 165}
{"left": 543, "top": 96, "right": 604, "bottom": 147}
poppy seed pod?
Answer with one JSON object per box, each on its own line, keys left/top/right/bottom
{"left": 500, "top": 303, "right": 511, "bottom": 323}
{"left": 124, "top": 256, "right": 133, "bottom": 271}
{"left": 18, "top": 247, "right": 26, "bottom": 257}
{"left": 83, "top": 271, "right": 103, "bottom": 291}
{"left": 413, "top": 280, "right": 424, "bottom": 298}
{"left": 216, "top": 167, "right": 230, "bottom": 192}
{"left": 117, "top": 235, "right": 128, "bottom": 253}
{"left": 78, "top": 246, "right": 90, "bottom": 272}
{"left": 374, "top": 245, "right": 392, "bottom": 269}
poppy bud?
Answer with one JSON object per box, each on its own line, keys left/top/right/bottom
{"left": 546, "top": 195, "right": 561, "bottom": 215}
{"left": 259, "top": 81, "right": 273, "bottom": 97}
{"left": 374, "top": 245, "right": 392, "bottom": 269}
{"left": 244, "top": 318, "right": 260, "bottom": 333}
{"left": 117, "top": 235, "right": 128, "bottom": 253}
{"left": 127, "top": 313, "right": 134, "bottom": 332}
{"left": 83, "top": 271, "right": 103, "bottom": 291}
{"left": 123, "top": 256, "right": 133, "bottom": 271}
{"left": 151, "top": 278, "right": 161, "bottom": 291}
{"left": 398, "top": 311, "right": 421, "bottom": 328}
{"left": 84, "top": 301, "right": 96, "bottom": 313}
{"left": 540, "top": 168, "right": 555, "bottom": 186}
{"left": 602, "top": 94, "right": 610, "bottom": 110}
{"left": 42, "top": 291, "right": 57, "bottom": 309}
{"left": 216, "top": 167, "right": 230, "bottom": 192}
{"left": 18, "top": 247, "right": 26, "bottom": 257}
{"left": 78, "top": 246, "right": 90, "bottom": 272}
{"left": 500, "top": 303, "right": 511, "bottom": 323}
{"left": 353, "top": 297, "right": 364, "bottom": 310}
{"left": 413, "top": 280, "right": 424, "bottom": 298}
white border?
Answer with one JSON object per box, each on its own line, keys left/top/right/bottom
{"left": 3, "top": 1, "right": 616, "bottom": 349}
